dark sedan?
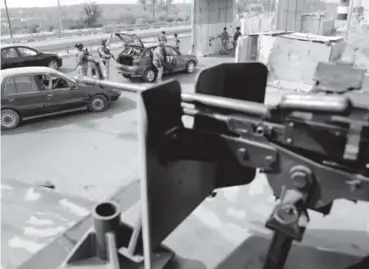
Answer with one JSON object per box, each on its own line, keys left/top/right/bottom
{"left": 114, "top": 33, "right": 198, "bottom": 82}
{"left": 1, "top": 67, "right": 121, "bottom": 130}
{"left": 1, "top": 45, "right": 63, "bottom": 70}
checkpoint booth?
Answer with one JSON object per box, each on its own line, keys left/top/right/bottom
{"left": 235, "top": 31, "right": 347, "bottom": 89}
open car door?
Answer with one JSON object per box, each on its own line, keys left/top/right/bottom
{"left": 114, "top": 32, "right": 145, "bottom": 48}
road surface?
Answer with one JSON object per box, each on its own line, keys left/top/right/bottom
{"left": 0, "top": 35, "right": 228, "bottom": 201}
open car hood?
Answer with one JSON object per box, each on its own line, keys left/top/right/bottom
{"left": 114, "top": 32, "right": 144, "bottom": 48}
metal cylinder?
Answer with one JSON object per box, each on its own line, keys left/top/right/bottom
{"left": 74, "top": 77, "right": 147, "bottom": 93}
{"left": 337, "top": 0, "right": 350, "bottom": 20}
{"left": 92, "top": 201, "right": 121, "bottom": 260}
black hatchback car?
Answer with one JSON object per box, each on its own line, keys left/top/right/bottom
{"left": 114, "top": 33, "right": 198, "bottom": 82}
{"left": 1, "top": 45, "right": 63, "bottom": 70}
{"left": 1, "top": 67, "right": 121, "bottom": 130}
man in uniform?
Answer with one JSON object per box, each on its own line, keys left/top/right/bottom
{"left": 233, "top": 27, "right": 241, "bottom": 49}
{"left": 152, "top": 41, "right": 165, "bottom": 83}
{"left": 98, "top": 39, "right": 114, "bottom": 79}
{"left": 220, "top": 27, "right": 230, "bottom": 54}
{"left": 74, "top": 43, "right": 89, "bottom": 77}
{"left": 159, "top": 31, "right": 167, "bottom": 44}
{"left": 174, "top": 33, "right": 180, "bottom": 51}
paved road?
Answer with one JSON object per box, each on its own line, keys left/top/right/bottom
{"left": 0, "top": 36, "right": 228, "bottom": 201}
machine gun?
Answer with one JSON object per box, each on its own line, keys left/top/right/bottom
{"left": 21, "top": 62, "right": 368, "bottom": 269}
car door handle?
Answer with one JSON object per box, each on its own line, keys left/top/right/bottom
{"left": 47, "top": 94, "right": 53, "bottom": 99}
{"left": 9, "top": 98, "right": 14, "bottom": 102}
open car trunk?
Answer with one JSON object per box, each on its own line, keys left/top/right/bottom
{"left": 114, "top": 32, "right": 145, "bottom": 66}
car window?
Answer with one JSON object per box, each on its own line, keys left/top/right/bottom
{"left": 4, "top": 75, "right": 40, "bottom": 95}
{"left": 165, "top": 47, "right": 178, "bottom": 56}
{"left": 1, "top": 48, "right": 19, "bottom": 59}
{"left": 143, "top": 49, "right": 152, "bottom": 58}
{"left": 17, "top": 47, "right": 38, "bottom": 57}
{"left": 38, "top": 74, "right": 71, "bottom": 91}
{"left": 4, "top": 78, "right": 17, "bottom": 95}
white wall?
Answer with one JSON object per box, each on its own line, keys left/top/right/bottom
{"left": 191, "top": 0, "right": 235, "bottom": 56}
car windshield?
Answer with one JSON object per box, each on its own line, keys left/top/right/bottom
{"left": 116, "top": 33, "right": 143, "bottom": 47}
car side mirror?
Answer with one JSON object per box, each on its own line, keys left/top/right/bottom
{"left": 71, "top": 84, "right": 78, "bottom": 90}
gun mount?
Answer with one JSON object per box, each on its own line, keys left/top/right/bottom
{"left": 20, "top": 62, "right": 369, "bottom": 269}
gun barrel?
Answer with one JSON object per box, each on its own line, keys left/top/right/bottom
{"left": 74, "top": 77, "right": 148, "bottom": 93}
{"left": 74, "top": 77, "right": 270, "bottom": 117}
{"left": 182, "top": 93, "right": 271, "bottom": 118}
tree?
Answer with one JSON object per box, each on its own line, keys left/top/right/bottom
{"left": 81, "top": 1, "right": 101, "bottom": 28}
{"left": 138, "top": 0, "right": 147, "bottom": 11}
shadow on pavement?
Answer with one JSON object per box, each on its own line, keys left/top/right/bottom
{"left": 2, "top": 97, "right": 136, "bottom": 135}
{"left": 166, "top": 256, "right": 207, "bottom": 269}
{"left": 216, "top": 230, "right": 367, "bottom": 269}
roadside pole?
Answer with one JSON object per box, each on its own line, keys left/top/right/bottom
{"left": 57, "top": 0, "right": 64, "bottom": 37}
{"left": 344, "top": 0, "right": 355, "bottom": 40}
{"left": 4, "top": 0, "right": 13, "bottom": 38}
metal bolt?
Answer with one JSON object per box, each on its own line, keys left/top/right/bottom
{"left": 255, "top": 126, "right": 265, "bottom": 136}
{"left": 291, "top": 171, "right": 309, "bottom": 189}
{"left": 238, "top": 148, "right": 249, "bottom": 160}
{"left": 264, "top": 155, "right": 274, "bottom": 166}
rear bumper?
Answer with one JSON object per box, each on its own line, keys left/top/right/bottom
{"left": 117, "top": 64, "right": 144, "bottom": 76}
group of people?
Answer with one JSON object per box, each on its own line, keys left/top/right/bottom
{"left": 220, "top": 26, "right": 241, "bottom": 54}
{"left": 74, "top": 31, "right": 181, "bottom": 83}
{"left": 74, "top": 39, "right": 115, "bottom": 80}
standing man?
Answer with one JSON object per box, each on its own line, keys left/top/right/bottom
{"left": 233, "top": 26, "right": 241, "bottom": 49}
{"left": 159, "top": 31, "right": 167, "bottom": 44}
{"left": 98, "top": 39, "right": 114, "bottom": 79}
{"left": 152, "top": 41, "right": 165, "bottom": 83}
{"left": 174, "top": 33, "right": 180, "bottom": 51}
{"left": 74, "top": 43, "right": 89, "bottom": 77}
{"left": 220, "top": 27, "right": 229, "bottom": 55}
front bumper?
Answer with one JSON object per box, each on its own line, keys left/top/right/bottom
{"left": 109, "top": 92, "right": 121, "bottom": 102}
{"left": 117, "top": 64, "right": 143, "bottom": 76}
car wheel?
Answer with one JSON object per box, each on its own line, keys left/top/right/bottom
{"left": 143, "top": 68, "right": 156, "bottom": 83}
{"left": 1, "top": 109, "right": 20, "bottom": 130}
{"left": 123, "top": 74, "right": 131, "bottom": 79}
{"left": 185, "top": 61, "right": 196, "bottom": 73}
{"left": 88, "top": 95, "right": 109, "bottom": 112}
{"left": 48, "top": 59, "right": 59, "bottom": 70}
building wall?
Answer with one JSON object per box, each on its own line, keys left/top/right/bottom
{"left": 275, "top": 0, "right": 307, "bottom": 31}
{"left": 190, "top": 0, "right": 234, "bottom": 56}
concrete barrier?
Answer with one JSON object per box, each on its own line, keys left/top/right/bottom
{"left": 301, "top": 15, "right": 335, "bottom": 36}
{"left": 235, "top": 32, "right": 346, "bottom": 89}
{"left": 240, "top": 13, "right": 274, "bottom": 34}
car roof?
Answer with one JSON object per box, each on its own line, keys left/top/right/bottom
{"left": 1, "top": 44, "right": 32, "bottom": 50}
{"left": 0, "top": 67, "right": 66, "bottom": 83}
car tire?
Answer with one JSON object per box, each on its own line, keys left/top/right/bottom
{"left": 123, "top": 74, "right": 131, "bottom": 79}
{"left": 1, "top": 109, "right": 20, "bottom": 130}
{"left": 143, "top": 68, "right": 156, "bottom": 83}
{"left": 185, "top": 61, "right": 196, "bottom": 74}
{"left": 88, "top": 95, "right": 109, "bottom": 112}
{"left": 48, "top": 59, "right": 59, "bottom": 70}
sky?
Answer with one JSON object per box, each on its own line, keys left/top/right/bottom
{"left": 0, "top": 0, "right": 189, "bottom": 9}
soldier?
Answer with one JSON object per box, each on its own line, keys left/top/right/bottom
{"left": 233, "top": 26, "right": 241, "bottom": 49}
{"left": 220, "top": 27, "right": 230, "bottom": 54}
{"left": 174, "top": 33, "right": 180, "bottom": 51}
{"left": 74, "top": 43, "right": 89, "bottom": 77}
{"left": 97, "top": 39, "right": 114, "bottom": 79}
{"left": 159, "top": 31, "right": 167, "bottom": 44}
{"left": 152, "top": 41, "right": 165, "bottom": 83}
